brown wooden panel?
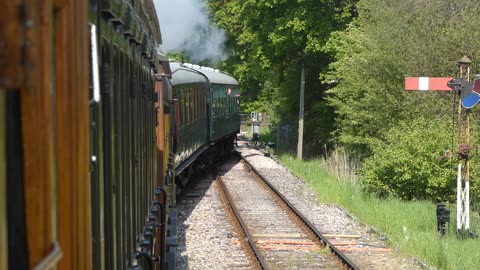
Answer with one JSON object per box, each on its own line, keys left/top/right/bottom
{"left": 0, "top": 1, "right": 25, "bottom": 89}
{"left": 21, "top": 1, "right": 55, "bottom": 268}
{"left": 154, "top": 76, "right": 165, "bottom": 270}
{"left": 155, "top": 76, "right": 165, "bottom": 154}
{"left": 0, "top": 90, "right": 7, "bottom": 270}
{"left": 55, "top": 1, "right": 91, "bottom": 269}
{"left": 53, "top": 0, "right": 67, "bottom": 10}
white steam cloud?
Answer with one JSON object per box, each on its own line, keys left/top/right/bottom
{"left": 154, "top": 0, "right": 227, "bottom": 63}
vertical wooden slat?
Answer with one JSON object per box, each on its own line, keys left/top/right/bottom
{"left": 155, "top": 76, "right": 165, "bottom": 183}
{"left": 75, "top": 0, "right": 91, "bottom": 266}
{"left": 0, "top": 91, "right": 7, "bottom": 270}
{"left": 54, "top": 3, "right": 72, "bottom": 268}
{"left": 0, "top": 1, "right": 24, "bottom": 89}
{"left": 21, "top": 1, "right": 55, "bottom": 268}
{"left": 55, "top": 0, "right": 91, "bottom": 269}
{"left": 154, "top": 77, "right": 164, "bottom": 270}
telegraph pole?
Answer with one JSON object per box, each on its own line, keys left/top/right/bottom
{"left": 297, "top": 59, "right": 305, "bottom": 160}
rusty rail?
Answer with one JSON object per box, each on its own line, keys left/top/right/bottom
{"left": 216, "top": 174, "right": 270, "bottom": 270}
{"left": 237, "top": 152, "right": 359, "bottom": 270}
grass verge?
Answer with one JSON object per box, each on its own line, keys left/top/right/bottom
{"left": 279, "top": 155, "right": 480, "bottom": 270}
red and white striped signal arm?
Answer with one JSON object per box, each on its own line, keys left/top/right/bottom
{"left": 404, "top": 77, "right": 454, "bottom": 91}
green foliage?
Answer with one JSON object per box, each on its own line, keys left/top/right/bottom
{"left": 209, "top": 0, "right": 480, "bottom": 207}
{"left": 358, "top": 117, "right": 457, "bottom": 202}
{"left": 259, "top": 125, "right": 276, "bottom": 144}
{"left": 165, "top": 51, "right": 191, "bottom": 63}
{"left": 324, "top": 0, "right": 480, "bottom": 158}
{"left": 208, "top": 0, "right": 357, "bottom": 147}
{"left": 356, "top": 112, "right": 480, "bottom": 209}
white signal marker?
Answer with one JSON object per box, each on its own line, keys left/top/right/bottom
{"left": 405, "top": 77, "right": 453, "bottom": 91}
{"left": 418, "top": 77, "right": 429, "bottom": 91}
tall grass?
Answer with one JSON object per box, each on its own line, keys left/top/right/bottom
{"left": 279, "top": 154, "right": 480, "bottom": 270}
{"left": 321, "top": 147, "right": 358, "bottom": 185}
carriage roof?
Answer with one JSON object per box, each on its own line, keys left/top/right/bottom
{"left": 170, "top": 62, "right": 238, "bottom": 86}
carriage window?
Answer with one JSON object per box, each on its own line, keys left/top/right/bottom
{"left": 214, "top": 89, "right": 219, "bottom": 117}
{"left": 201, "top": 91, "right": 204, "bottom": 119}
{"left": 219, "top": 92, "right": 222, "bottom": 117}
{"left": 220, "top": 91, "right": 225, "bottom": 117}
{"left": 202, "top": 91, "right": 204, "bottom": 119}
{"left": 224, "top": 96, "right": 227, "bottom": 116}
{"left": 188, "top": 88, "right": 192, "bottom": 123}
{"left": 226, "top": 89, "right": 230, "bottom": 116}
{"left": 216, "top": 90, "right": 219, "bottom": 116}
{"left": 184, "top": 90, "right": 188, "bottom": 124}
{"left": 194, "top": 89, "right": 200, "bottom": 120}
{"left": 180, "top": 90, "right": 185, "bottom": 127}
{"left": 222, "top": 89, "right": 226, "bottom": 117}
{"left": 190, "top": 88, "right": 193, "bottom": 123}
{"left": 186, "top": 89, "right": 189, "bottom": 124}
{"left": 185, "top": 90, "right": 188, "bottom": 125}
{"left": 198, "top": 89, "right": 201, "bottom": 120}
{"left": 212, "top": 91, "right": 215, "bottom": 116}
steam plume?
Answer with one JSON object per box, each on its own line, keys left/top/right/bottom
{"left": 154, "top": 0, "right": 227, "bottom": 63}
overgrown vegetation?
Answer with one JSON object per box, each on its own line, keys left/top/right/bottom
{"left": 324, "top": 0, "right": 480, "bottom": 158}
{"left": 323, "top": 0, "right": 480, "bottom": 207}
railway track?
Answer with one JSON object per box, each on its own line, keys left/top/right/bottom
{"left": 215, "top": 154, "right": 359, "bottom": 269}
{"left": 175, "top": 146, "right": 424, "bottom": 269}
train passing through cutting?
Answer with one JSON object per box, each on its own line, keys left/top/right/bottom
{"left": 0, "top": 1, "right": 240, "bottom": 270}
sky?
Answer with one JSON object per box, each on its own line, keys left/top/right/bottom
{"left": 153, "top": 0, "right": 227, "bottom": 63}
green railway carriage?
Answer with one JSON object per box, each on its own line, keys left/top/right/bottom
{"left": 199, "top": 67, "right": 241, "bottom": 143}
{"left": 170, "top": 63, "right": 209, "bottom": 185}
{"left": 170, "top": 63, "right": 240, "bottom": 187}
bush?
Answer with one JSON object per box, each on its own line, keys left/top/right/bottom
{"left": 358, "top": 117, "right": 457, "bottom": 202}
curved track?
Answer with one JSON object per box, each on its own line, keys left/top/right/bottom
{"left": 215, "top": 154, "right": 359, "bottom": 269}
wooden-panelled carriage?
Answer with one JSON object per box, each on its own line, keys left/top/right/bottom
{"left": 1, "top": 1, "right": 173, "bottom": 269}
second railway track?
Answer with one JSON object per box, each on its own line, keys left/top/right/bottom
{"left": 216, "top": 153, "right": 358, "bottom": 269}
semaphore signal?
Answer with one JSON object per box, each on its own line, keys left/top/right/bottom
{"left": 405, "top": 77, "right": 453, "bottom": 91}
{"left": 404, "top": 56, "right": 478, "bottom": 238}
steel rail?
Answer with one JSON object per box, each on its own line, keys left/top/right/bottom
{"left": 237, "top": 152, "right": 360, "bottom": 270}
{"left": 215, "top": 174, "right": 270, "bottom": 270}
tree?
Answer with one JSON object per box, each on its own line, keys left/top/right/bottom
{"left": 208, "top": 0, "right": 357, "bottom": 153}
{"left": 324, "top": 0, "right": 480, "bottom": 158}
{"left": 324, "top": 0, "right": 480, "bottom": 205}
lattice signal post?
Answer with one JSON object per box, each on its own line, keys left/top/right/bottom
{"left": 405, "top": 56, "right": 479, "bottom": 237}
